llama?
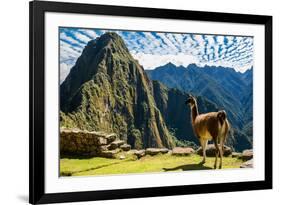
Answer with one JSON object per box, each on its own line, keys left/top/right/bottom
{"left": 185, "top": 95, "right": 230, "bottom": 169}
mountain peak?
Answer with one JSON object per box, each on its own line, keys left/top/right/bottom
{"left": 165, "top": 62, "right": 176, "bottom": 67}
{"left": 101, "top": 32, "right": 123, "bottom": 41}
{"left": 60, "top": 32, "right": 175, "bottom": 149}
{"left": 153, "top": 62, "right": 187, "bottom": 73}
{"left": 61, "top": 32, "right": 133, "bottom": 103}
{"left": 89, "top": 32, "right": 122, "bottom": 45}
{"left": 163, "top": 62, "right": 186, "bottom": 69}
{"left": 155, "top": 62, "right": 177, "bottom": 71}
{"left": 84, "top": 32, "right": 129, "bottom": 54}
{"left": 186, "top": 63, "right": 197, "bottom": 68}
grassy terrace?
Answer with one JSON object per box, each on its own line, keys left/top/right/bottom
{"left": 60, "top": 152, "right": 244, "bottom": 177}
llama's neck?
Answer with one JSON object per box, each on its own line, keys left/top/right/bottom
{"left": 191, "top": 103, "right": 199, "bottom": 123}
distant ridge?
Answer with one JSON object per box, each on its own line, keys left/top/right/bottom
{"left": 146, "top": 62, "right": 253, "bottom": 151}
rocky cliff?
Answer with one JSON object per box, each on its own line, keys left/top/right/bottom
{"left": 60, "top": 32, "right": 175, "bottom": 149}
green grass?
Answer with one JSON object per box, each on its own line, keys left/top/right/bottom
{"left": 60, "top": 153, "right": 244, "bottom": 177}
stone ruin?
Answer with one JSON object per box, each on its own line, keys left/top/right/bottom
{"left": 60, "top": 128, "right": 254, "bottom": 166}
{"left": 60, "top": 128, "right": 131, "bottom": 158}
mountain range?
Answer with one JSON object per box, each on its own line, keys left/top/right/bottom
{"left": 146, "top": 63, "right": 253, "bottom": 151}
{"left": 60, "top": 32, "right": 253, "bottom": 151}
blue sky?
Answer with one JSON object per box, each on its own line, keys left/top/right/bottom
{"left": 60, "top": 27, "right": 254, "bottom": 83}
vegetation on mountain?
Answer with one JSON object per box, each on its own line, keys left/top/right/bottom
{"left": 60, "top": 32, "right": 174, "bottom": 149}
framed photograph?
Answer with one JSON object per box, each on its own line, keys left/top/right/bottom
{"left": 29, "top": 0, "right": 272, "bottom": 204}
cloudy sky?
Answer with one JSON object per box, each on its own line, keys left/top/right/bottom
{"left": 59, "top": 27, "right": 254, "bottom": 83}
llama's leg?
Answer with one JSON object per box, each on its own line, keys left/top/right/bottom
{"left": 214, "top": 138, "right": 219, "bottom": 169}
{"left": 200, "top": 139, "right": 208, "bottom": 165}
{"left": 218, "top": 137, "right": 224, "bottom": 169}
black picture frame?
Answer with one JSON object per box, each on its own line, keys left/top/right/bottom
{"left": 29, "top": 0, "right": 272, "bottom": 204}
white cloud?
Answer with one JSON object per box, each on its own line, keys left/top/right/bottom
{"left": 206, "top": 35, "right": 215, "bottom": 46}
{"left": 132, "top": 50, "right": 252, "bottom": 73}
{"left": 193, "top": 35, "right": 205, "bottom": 46}
{"left": 60, "top": 33, "right": 82, "bottom": 46}
{"left": 156, "top": 33, "right": 179, "bottom": 53}
{"left": 60, "top": 40, "right": 82, "bottom": 63}
{"left": 78, "top": 29, "right": 99, "bottom": 39}
{"left": 234, "top": 64, "right": 252, "bottom": 73}
{"left": 173, "top": 34, "right": 184, "bottom": 45}
{"left": 73, "top": 32, "right": 92, "bottom": 43}
{"left": 60, "top": 63, "right": 72, "bottom": 84}
{"left": 132, "top": 52, "right": 199, "bottom": 70}
{"left": 226, "top": 36, "right": 234, "bottom": 46}
{"left": 216, "top": 36, "right": 224, "bottom": 44}
{"left": 59, "top": 28, "right": 254, "bottom": 74}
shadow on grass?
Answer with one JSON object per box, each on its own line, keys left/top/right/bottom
{"left": 163, "top": 163, "right": 212, "bottom": 172}
{"left": 60, "top": 154, "right": 95, "bottom": 159}
{"left": 60, "top": 160, "right": 133, "bottom": 176}
{"left": 61, "top": 162, "right": 120, "bottom": 176}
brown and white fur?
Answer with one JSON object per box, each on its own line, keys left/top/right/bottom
{"left": 185, "top": 95, "right": 230, "bottom": 169}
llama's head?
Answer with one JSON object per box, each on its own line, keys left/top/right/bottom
{"left": 185, "top": 95, "right": 196, "bottom": 107}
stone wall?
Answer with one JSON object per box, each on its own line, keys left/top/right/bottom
{"left": 60, "top": 128, "right": 118, "bottom": 157}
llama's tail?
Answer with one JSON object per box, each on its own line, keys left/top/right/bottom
{"left": 217, "top": 110, "right": 226, "bottom": 126}
{"left": 217, "top": 110, "right": 234, "bottom": 144}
